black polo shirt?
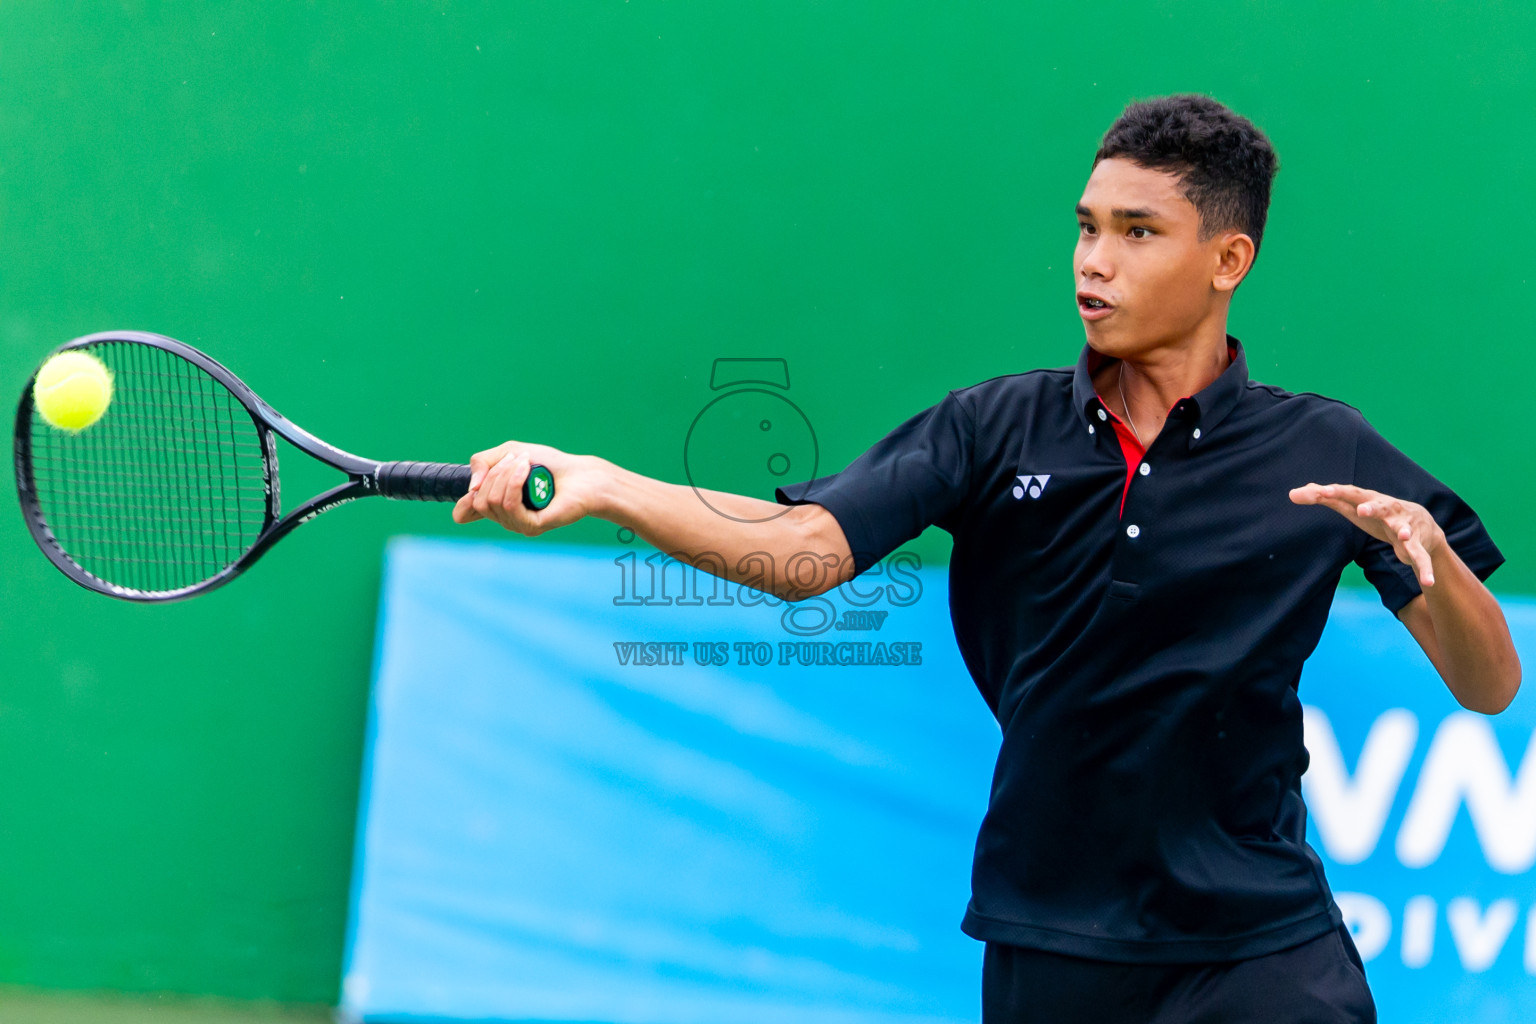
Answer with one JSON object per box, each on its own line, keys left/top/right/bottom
{"left": 774, "top": 335, "right": 1504, "bottom": 963}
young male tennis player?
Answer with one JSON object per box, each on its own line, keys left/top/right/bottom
{"left": 453, "top": 94, "right": 1520, "bottom": 1022}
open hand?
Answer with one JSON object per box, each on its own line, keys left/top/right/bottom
{"left": 1289, "top": 482, "right": 1445, "bottom": 588}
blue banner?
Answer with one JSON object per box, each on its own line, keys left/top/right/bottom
{"left": 1303, "top": 597, "right": 1536, "bottom": 1022}
{"left": 342, "top": 538, "right": 1536, "bottom": 1023}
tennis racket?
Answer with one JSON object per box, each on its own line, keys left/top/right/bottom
{"left": 13, "top": 330, "right": 555, "bottom": 602}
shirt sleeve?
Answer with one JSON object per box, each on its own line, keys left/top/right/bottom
{"left": 775, "top": 390, "right": 975, "bottom": 576}
{"left": 1351, "top": 412, "right": 1505, "bottom": 614}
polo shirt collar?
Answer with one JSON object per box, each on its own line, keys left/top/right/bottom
{"left": 1073, "top": 334, "right": 1250, "bottom": 444}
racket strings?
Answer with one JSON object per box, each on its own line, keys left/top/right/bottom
{"left": 26, "top": 342, "right": 270, "bottom": 593}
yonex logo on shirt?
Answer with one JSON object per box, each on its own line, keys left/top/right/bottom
{"left": 1013, "top": 474, "right": 1051, "bottom": 500}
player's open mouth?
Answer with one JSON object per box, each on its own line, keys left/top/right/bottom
{"left": 1078, "top": 294, "right": 1115, "bottom": 320}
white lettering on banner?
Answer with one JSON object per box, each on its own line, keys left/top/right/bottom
{"left": 1310, "top": 705, "right": 1536, "bottom": 975}
{"left": 1337, "top": 894, "right": 1534, "bottom": 972}
{"left": 1447, "top": 897, "right": 1519, "bottom": 972}
{"left": 1402, "top": 895, "right": 1436, "bottom": 969}
{"left": 1335, "top": 891, "right": 1392, "bottom": 961}
{"left": 1301, "top": 707, "right": 1417, "bottom": 864}
{"left": 1395, "top": 713, "right": 1536, "bottom": 873}
{"left": 1303, "top": 707, "right": 1536, "bottom": 872}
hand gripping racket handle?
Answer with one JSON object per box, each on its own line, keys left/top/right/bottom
{"left": 375, "top": 461, "right": 555, "bottom": 510}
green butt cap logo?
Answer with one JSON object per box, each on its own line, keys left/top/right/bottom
{"left": 524, "top": 466, "right": 555, "bottom": 510}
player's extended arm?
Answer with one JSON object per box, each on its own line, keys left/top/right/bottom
{"left": 450, "top": 440, "right": 856, "bottom": 602}
{"left": 1290, "top": 482, "right": 1521, "bottom": 714}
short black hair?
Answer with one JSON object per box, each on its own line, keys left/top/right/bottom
{"left": 1094, "top": 94, "right": 1279, "bottom": 262}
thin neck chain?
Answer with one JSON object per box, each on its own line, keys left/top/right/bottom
{"left": 1117, "top": 364, "right": 1145, "bottom": 448}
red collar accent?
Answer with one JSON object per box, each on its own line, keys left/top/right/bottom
{"left": 1091, "top": 343, "right": 1236, "bottom": 517}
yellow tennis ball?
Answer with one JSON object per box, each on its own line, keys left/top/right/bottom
{"left": 33, "top": 350, "right": 114, "bottom": 432}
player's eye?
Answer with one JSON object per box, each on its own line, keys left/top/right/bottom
{"left": 1078, "top": 222, "right": 1095, "bottom": 235}
{"left": 1129, "top": 226, "right": 1153, "bottom": 239}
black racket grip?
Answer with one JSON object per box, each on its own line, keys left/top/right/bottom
{"left": 374, "top": 460, "right": 555, "bottom": 510}
{"left": 375, "top": 461, "right": 471, "bottom": 502}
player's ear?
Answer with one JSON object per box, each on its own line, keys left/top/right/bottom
{"left": 1212, "top": 231, "right": 1256, "bottom": 295}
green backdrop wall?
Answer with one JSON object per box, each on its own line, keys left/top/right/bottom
{"left": 1, "top": 0, "right": 1530, "bottom": 1005}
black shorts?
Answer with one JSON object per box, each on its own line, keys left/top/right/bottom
{"left": 981, "top": 924, "right": 1377, "bottom": 1024}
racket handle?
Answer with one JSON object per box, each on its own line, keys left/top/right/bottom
{"left": 374, "top": 460, "right": 555, "bottom": 511}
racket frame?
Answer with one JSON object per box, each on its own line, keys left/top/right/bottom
{"left": 15, "top": 331, "right": 460, "bottom": 602}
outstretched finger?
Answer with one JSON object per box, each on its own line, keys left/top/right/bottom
{"left": 1404, "top": 532, "right": 1436, "bottom": 588}
{"left": 1290, "top": 482, "right": 1379, "bottom": 513}
{"left": 1299, "top": 491, "right": 1369, "bottom": 522}
{"left": 1320, "top": 482, "right": 1378, "bottom": 505}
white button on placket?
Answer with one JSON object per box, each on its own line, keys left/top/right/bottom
{"left": 1192, "top": 427, "right": 1202, "bottom": 440}
{"left": 1138, "top": 463, "right": 1151, "bottom": 476}
{"left": 1097, "top": 408, "right": 1108, "bottom": 422}
{"left": 1126, "top": 524, "right": 1141, "bottom": 538}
